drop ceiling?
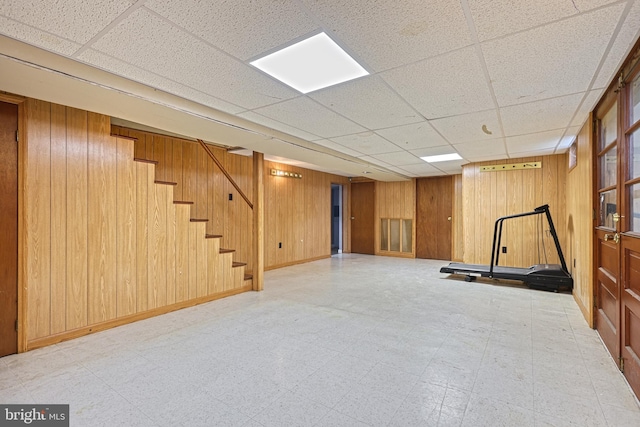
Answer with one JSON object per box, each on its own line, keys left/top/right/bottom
{"left": 1, "top": 0, "right": 639, "bottom": 180}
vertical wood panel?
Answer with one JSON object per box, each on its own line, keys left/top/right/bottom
{"left": 175, "top": 204, "right": 190, "bottom": 303}
{"left": 136, "top": 162, "right": 150, "bottom": 312}
{"left": 88, "top": 112, "right": 117, "bottom": 324}
{"left": 148, "top": 183, "right": 168, "bottom": 309}
{"left": 66, "top": 107, "right": 88, "bottom": 330}
{"left": 206, "top": 238, "right": 220, "bottom": 294}
{"left": 451, "top": 175, "right": 463, "bottom": 262}
{"left": 173, "top": 140, "right": 183, "bottom": 201}
{"left": 166, "top": 186, "right": 176, "bottom": 306}
{"left": 182, "top": 142, "right": 197, "bottom": 203}
{"left": 26, "top": 99, "right": 51, "bottom": 340}
{"left": 116, "top": 137, "right": 137, "bottom": 317}
{"left": 567, "top": 120, "right": 594, "bottom": 325}
{"left": 188, "top": 222, "right": 198, "bottom": 299}
{"left": 49, "top": 103, "right": 66, "bottom": 334}
{"left": 196, "top": 145, "right": 208, "bottom": 219}
{"left": 195, "top": 223, "right": 208, "bottom": 297}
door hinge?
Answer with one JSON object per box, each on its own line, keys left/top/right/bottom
{"left": 15, "top": 129, "right": 18, "bottom": 142}
{"left": 619, "top": 356, "right": 624, "bottom": 372}
{"left": 15, "top": 320, "right": 18, "bottom": 332}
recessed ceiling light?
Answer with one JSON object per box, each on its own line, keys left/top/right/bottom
{"left": 250, "top": 32, "right": 369, "bottom": 94}
{"left": 420, "top": 153, "right": 462, "bottom": 163}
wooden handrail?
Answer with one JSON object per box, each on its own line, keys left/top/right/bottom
{"left": 197, "top": 139, "right": 254, "bottom": 210}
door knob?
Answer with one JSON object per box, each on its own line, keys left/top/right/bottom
{"left": 447, "top": 217, "right": 452, "bottom": 221}
{"left": 351, "top": 217, "right": 355, "bottom": 220}
{"left": 613, "top": 213, "right": 624, "bottom": 222}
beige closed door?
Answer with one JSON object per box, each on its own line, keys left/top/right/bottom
{"left": 416, "top": 176, "right": 452, "bottom": 260}
{"left": 351, "top": 182, "right": 374, "bottom": 255}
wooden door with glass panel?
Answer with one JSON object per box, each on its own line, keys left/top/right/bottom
{"left": 619, "top": 67, "right": 640, "bottom": 398}
{"left": 595, "top": 97, "right": 621, "bottom": 361}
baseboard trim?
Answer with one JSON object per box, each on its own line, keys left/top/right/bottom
{"left": 265, "top": 255, "right": 330, "bottom": 271}
{"left": 26, "top": 285, "right": 253, "bottom": 351}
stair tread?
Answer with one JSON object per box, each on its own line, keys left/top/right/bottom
{"left": 133, "top": 158, "right": 158, "bottom": 164}
{"left": 190, "top": 218, "right": 209, "bottom": 222}
{"left": 244, "top": 273, "right": 253, "bottom": 280}
{"left": 173, "top": 201, "right": 194, "bottom": 205}
{"left": 154, "top": 180, "right": 178, "bottom": 186}
{"left": 232, "top": 261, "right": 246, "bottom": 267}
{"left": 220, "top": 248, "right": 236, "bottom": 254}
{"left": 205, "top": 234, "right": 223, "bottom": 239}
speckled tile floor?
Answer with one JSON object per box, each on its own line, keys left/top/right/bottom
{"left": 2, "top": 254, "right": 639, "bottom": 426}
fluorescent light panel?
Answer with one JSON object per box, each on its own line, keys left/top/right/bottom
{"left": 421, "top": 153, "right": 462, "bottom": 163}
{"left": 250, "top": 33, "right": 369, "bottom": 93}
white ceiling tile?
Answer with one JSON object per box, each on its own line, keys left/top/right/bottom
{"left": 370, "top": 151, "right": 423, "bottom": 166}
{"left": 237, "top": 111, "right": 321, "bottom": 141}
{"left": 357, "top": 155, "right": 392, "bottom": 168}
{"left": 482, "top": 3, "right": 625, "bottom": 107}
{"left": 593, "top": 0, "right": 640, "bottom": 89}
{"left": 505, "top": 148, "right": 556, "bottom": 158}
{"left": 471, "top": 154, "right": 509, "bottom": 163}
{"left": 386, "top": 166, "right": 417, "bottom": 177}
{"left": 311, "top": 139, "right": 363, "bottom": 158}
{"left": 430, "top": 109, "right": 503, "bottom": 144}
{"left": 91, "top": 8, "right": 297, "bottom": 110}
{"left": 376, "top": 121, "right": 448, "bottom": 150}
{"left": 0, "top": 0, "right": 134, "bottom": 44}
{"left": 310, "top": 75, "right": 422, "bottom": 129}
{"left": 252, "top": 97, "right": 365, "bottom": 138}
{"left": 557, "top": 126, "right": 582, "bottom": 151}
{"left": 433, "top": 158, "right": 467, "bottom": 171}
{"left": 299, "top": 0, "right": 472, "bottom": 71}
{"left": 398, "top": 162, "right": 442, "bottom": 176}
{"left": 453, "top": 138, "right": 507, "bottom": 162}
{"left": 570, "top": 90, "right": 603, "bottom": 127}
{"left": 506, "top": 129, "right": 565, "bottom": 155}
{"left": 500, "top": 93, "right": 583, "bottom": 136}
{"left": 331, "top": 132, "right": 401, "bottom": 155}
{"left": 77, "top": 48, "right": 245, "bottom": 114}
{"left": 469, "top": 0, "right": 616, "bottom": 41}
{"left": 0, "top": 16, "right": 81, "bottom": 55}
{"left": 409, "top": 145, "right": 459, "bottom": 159}
{"left": 145, "top": 0, "right": 317, "bottom": 61}
{"left": 381, "top": 46, "right": 494, "bottom": 118}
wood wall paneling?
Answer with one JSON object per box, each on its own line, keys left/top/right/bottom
{"left": 452, "top": 175, "right": 463, "bottom": 262}
{"left": 49, "top": 103, "right": 67, "bottom": 334}
{"left": 65, "top": 107, "right": 89, "bottom": 332}
{"left": 461, "top": 155, "right": 568, "bottom": 268}
{"left": 23, "top": 106, "right": 256, "bottom": 349}
{"left": 174, "top": 204, "right": 190, "bottom": 303}
{"left": 88, "top": 112, "right": 117, "bottom": 324}
{"left": 26, "top": 99, "right": 51, "bottom": 340}
{"left": 116, "top": 137, "right": 137, "bottom": 317}
{"left": 136, "top": 162, "right": 150, "bottom": 313}
{"left": 566, "top": 120, "right": 595, "bottom": 326}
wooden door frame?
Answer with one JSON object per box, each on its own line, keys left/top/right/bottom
{"left": 330, "top": 181, "right": 351, "bottom": 254}
{"left": 592, "top": 37, "right": 640, "bottom": 382}
{"left": 0, "top": 92, "right": 26, "bottom": 353}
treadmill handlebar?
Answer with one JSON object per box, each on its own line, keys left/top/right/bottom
{"left": 489, "top": 205, "right": 569, "bottom": 276}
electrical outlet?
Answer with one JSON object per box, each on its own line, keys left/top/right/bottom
{"left": 228, "top": 193, "right": 233, "bottom": 201}
{"left": 502, "top": 246, "right": 507, "bottom": 254}
{"left": 278, "top": 242, "right": 282, "bottom": 249}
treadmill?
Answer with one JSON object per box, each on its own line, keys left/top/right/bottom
{"left": 440, "top": 205, "right": 573, "bottom": 292}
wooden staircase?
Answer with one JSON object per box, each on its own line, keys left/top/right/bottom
{"left": 133, "top": 154, "right": 252, "bottom": 296}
